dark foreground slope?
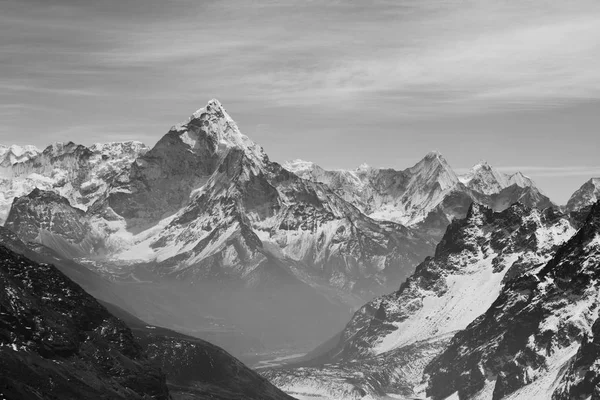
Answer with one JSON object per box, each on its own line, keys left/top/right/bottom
{"left": 104, "top": 301, "right": 296, "bottom": 400}
{"left": 0, "top": 237, "right": 295, "bottom": 400}
{"left": 0, "top": 245, "right": 170, "bottom": 400}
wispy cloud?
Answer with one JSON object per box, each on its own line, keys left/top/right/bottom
{"left": 241, "top": 4, "right": 600, "bottom": 114}
{"left": 4, "top": 0, "right": 600, "bottom": 113}
{"left": 0, "top": 82, "right": 106, "bottom": 97}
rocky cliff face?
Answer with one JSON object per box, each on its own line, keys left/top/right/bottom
{"left": 425, "top": 201, "right": 600, "bottom": 400}
{"left": 5, "top": 188, "right": 101, "bottom": 259}
{"left": 329, "top": 203, "right": 574, "bottom": 361}
{"left": 104, "top": 102, "right": 261, "bottom": 225}
{"left": 551, "top": 313, "right": 600, "bottom": 400}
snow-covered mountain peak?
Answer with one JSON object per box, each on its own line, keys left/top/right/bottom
{"left": 0, "top": 144, "right": 40, "bottom": 167}
{"left": 414, "top": 150, "right": 451, "bottom": 169}
{"left": 282, "top": 159, "right": 320, "bottom": 175}
{"left": 0, "top": 139, "right": 150, "bottom": 223}
{"left": 0, "top": 144, "right": 40, "bottom": 157}
{"left": 459, "top": 161, "right": 508, "bottom": 195}
{"left": 88, "top": 140, "right": 147, "bottom": 154}
{"left": 472, "top": 160, "right": 492, "bottom": 171}
{"left": 176, "top": 99, "right": 267, "bottom": 165}
{"left": 507, "top": 170, "right": 534, "bottom": 187}
{"left": 424, "top": 150, "right": 443, "bottom": 159}
{"left": 566, "top": 177, "right": 600, "bottom": 212}
{"left": 458, "top": 161, "right": 538, "bottom": 196}
{"left": 190, "top": 98, "right": 225, "bottom": 119}
{"left": 41, "top": 141, "right": 84, "bottom": 158}
{"left": 408, "top": 151, "right": 458, "bottom": 191}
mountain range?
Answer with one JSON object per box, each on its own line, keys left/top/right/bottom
{"left": 2, "top": 99, "right": 600, "bottom": 400}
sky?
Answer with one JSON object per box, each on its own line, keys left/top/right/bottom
{"left": 2, "top": 0, "right": 600, "bottom": 204}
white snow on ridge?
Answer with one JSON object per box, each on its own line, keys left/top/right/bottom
{"left": 283, "top": 152, "right": 542, "bottom": 228}
{"left": 373, "top": 251, "right": 518, "bottom": 355}
{"left": 526, "top": 210, "right": 576, "bottom": 252}
{"left": 0, "top": 144, "right": 40, "bottom": 167}
{"left": 567, "top": 177, "right": 600, "bottom": 211}
{"left": 0, "top": 140, "right": 148, "bottom": 224}
{"left": 458, "top": 161, "right": 536, "bottom": 195}
{"left": 187, "top": 99, "right": 267, "bottom": 166}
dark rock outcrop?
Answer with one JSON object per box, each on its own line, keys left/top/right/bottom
{"left": 0, "top": 245, "right": 170, "bottom": 400}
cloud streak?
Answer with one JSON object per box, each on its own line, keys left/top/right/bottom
{"left": 5, "top": 0, "right": 600, "bottom": 113}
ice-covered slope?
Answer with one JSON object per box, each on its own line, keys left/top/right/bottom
{"left": 343, "top": 204, "right": 573, "bottom": 358}
{"left": 425, "top": 201, "right": 600, "bottom": 400}
{"left": 263, "top": 203, "right": 575, "bottom": 399}
{"left": 0, "top": 140, "right": 148, "bottom": 223}
{"left": 566, "top": 177, "right": 600, "bottom": 212}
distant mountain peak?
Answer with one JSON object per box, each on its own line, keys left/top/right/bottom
{"left": 567, "top": 177, "right": 600, "bottom": 211}
{"left": 458, "top": 160, "right": 538, "bottom": 197}
{"left": 408, "top": 151, "right": 458, "bottom": 191}
{"left": 282, "top": 158, "right": 317, "bottom": 170}
{"left": 0, "top": 144, "right": 40, "bottom": 167}
{"left": 0, "top": 143, "right": 40, "bottom": 156}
